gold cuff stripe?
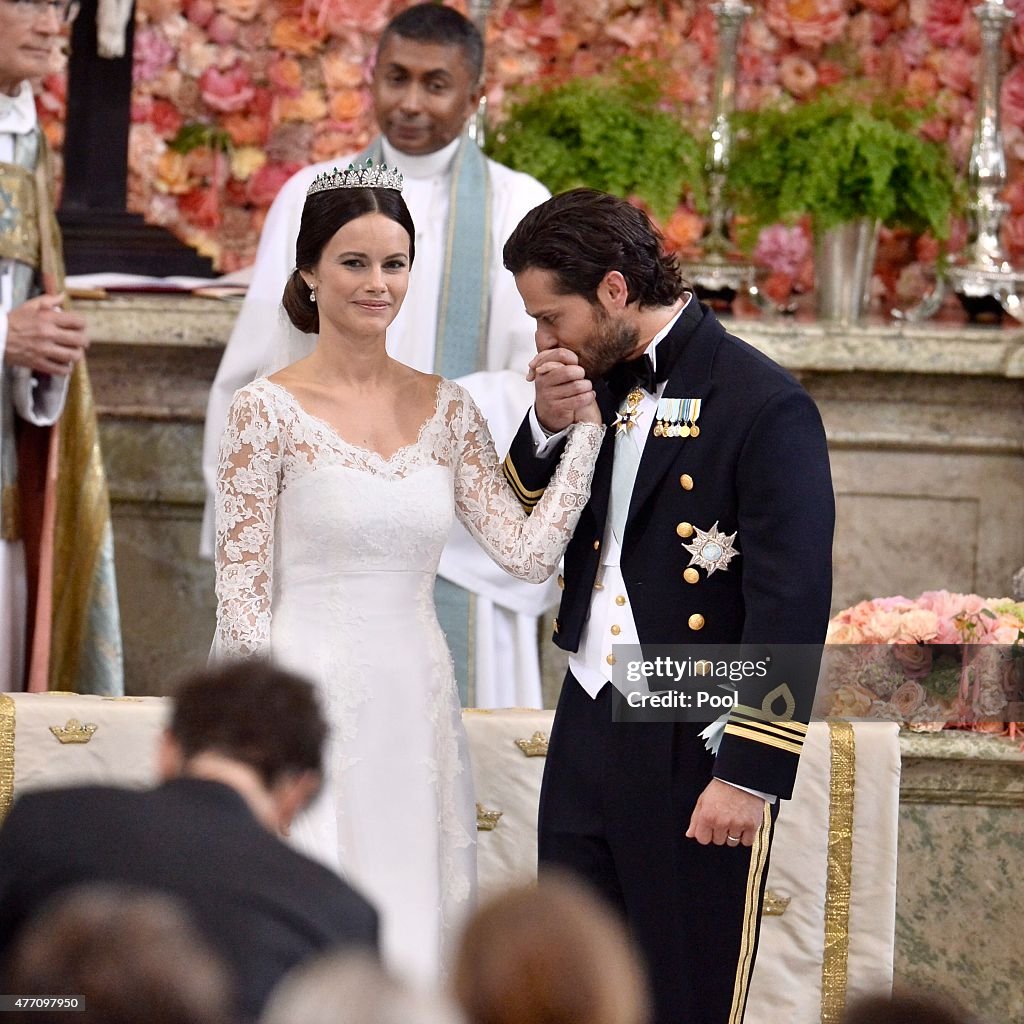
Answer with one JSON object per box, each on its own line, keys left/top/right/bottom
{"left": 729, "top": 715, "right": 808, "bottom": 745}
{"left": 727, "top": 801, "right": 773, "bottom": 1024}
{"left": 723, "top": 724, "right": 803, "bottom": 756}
{"left": 502, "top": 455, "right": 545, "bottom": 503}
{"left": 0, "top": 694, "right": 15, "bottom": 826}
{"left": 733, "top": 704, "right": 808, "bottom": 732}
{"left": 821, "top": 720, "right": 856, "bottom": 1024}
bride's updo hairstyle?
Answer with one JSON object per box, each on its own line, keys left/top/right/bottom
{"left": 282, "top": 185, "right": 416, "bottom": 335}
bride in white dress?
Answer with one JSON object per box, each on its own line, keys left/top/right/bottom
{"left": 211, "top": 162, "right": 603, "bottom": 984}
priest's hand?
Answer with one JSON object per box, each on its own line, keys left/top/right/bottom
{"left": 685, "top": 778, "right": 765, "bottom": 847}
{"left": 4, "top": 294, "right": 89, "bottom": 376}
{"left": 527, "top": 347, "right": 597, "bottom": 432}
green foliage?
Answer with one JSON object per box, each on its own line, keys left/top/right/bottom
{"left": 727, "top": 91, "right": 958, "bottom": 242}
{"left": 485, "top": 68, "right": 705, "bottom": 219}
{"left": 170, "top": 122, "right": 233, "bottom": 156}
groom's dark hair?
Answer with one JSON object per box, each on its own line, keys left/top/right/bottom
{"left": 503, "top": 188, "right": 685, "bottom": 309}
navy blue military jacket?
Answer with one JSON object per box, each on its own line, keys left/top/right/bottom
{"left": 503, "top": 302, "right": 835, "bottom": 799}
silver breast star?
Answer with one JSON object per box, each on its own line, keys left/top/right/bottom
{"left": 683, "top": 521, "right": 739, "bottom": 576}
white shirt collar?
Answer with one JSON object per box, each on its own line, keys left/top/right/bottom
{"left": 646, "top": 292, "right": 693, "bottom": 375}
{"left": 381, "top": 134, "right": 461, "bottom": 181}
{"left": 0, "top": 82, "right": 38, "bottom": 136}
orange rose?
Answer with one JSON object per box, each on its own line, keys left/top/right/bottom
{"left": 274, "top": 88, "right": 328, "bottom": 124}
{"left": 268, "top": 56, "right": 303, "bottom": 96}
{"left": 222, "top": 111, "right": 270, "bottom": 147}
{"left": 216, "top": 0, "right": 262, "bottom": 21}
{"left": 328, "top": 89, "right": 366, "bottom": 122}
{"left": 271, "top": 16, "right": 325, "bottom": 56}
{"left": 661, "top": 207, "right": 704, "bottom": 252}
{"left": 156, "top": 150, "right": 193, "bottom": 195}
{"left": 321, "top": 51, "right": 367, "bottom": 91}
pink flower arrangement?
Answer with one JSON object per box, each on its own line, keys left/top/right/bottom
{"left": 820, "top": 591, "right": 1024, "bottom": 735}
{"left": 28, "top": 0, "right": 1024, "bottom": 274}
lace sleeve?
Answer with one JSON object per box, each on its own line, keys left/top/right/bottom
{"left": 453, "top": 388, "right": 604, "bottom": 584}
{"left": 213, "top": 386, "right": 282, "bottom": 657}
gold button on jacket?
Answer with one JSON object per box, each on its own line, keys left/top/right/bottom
{"left": 679, "top": 474, "right": 694, "bottom": 490}
{"left": 688, "top": 613, "right": 705, "bottom": 631}
{"left": 676, "top": 522, "right": 694, "bottom": 538}
{"left": 683, "top": 567, "right": 700, "bottom": 585}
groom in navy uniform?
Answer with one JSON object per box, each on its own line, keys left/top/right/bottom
{"left": 502, "top": 189, "right": 835, "bottom": 1024}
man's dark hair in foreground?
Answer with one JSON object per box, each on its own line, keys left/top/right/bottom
{"left": 0, "top": 659, "right": 378, "bottom": 1022}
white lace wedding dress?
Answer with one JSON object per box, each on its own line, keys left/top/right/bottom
{"left": 212, "top": 376, "right": 602, "bottom": 983}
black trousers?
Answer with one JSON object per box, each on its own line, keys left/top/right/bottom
{"left": 538, "top": 673, "right": 778, "bottom": 1024}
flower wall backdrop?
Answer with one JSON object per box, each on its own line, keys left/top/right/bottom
{"left": 35, "top": 0, "right": 1024, "bottom": 281}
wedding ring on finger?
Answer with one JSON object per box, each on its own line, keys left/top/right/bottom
{"left": 726, "top": 835, "right": 741, "bottom": 845}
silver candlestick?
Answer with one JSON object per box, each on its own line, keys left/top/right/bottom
{"left": 678, "top": 0, "right": 756, "bottom": 306}
{"left": 897, "top": 0, "right": 1024, "bottom": 322}
{"left": 466, "top": 0, "right": 492, "bottom": 147}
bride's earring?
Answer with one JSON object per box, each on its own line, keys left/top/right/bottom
{"left": 309, "top": 288, "right": 316, "bottom": 303}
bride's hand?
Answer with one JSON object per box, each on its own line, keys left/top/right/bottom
{"left": 574, "top": 395, "right": 602, "bottom": 426}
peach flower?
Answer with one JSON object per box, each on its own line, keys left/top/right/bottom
{"left": 271, "top": 16, "right": 326, "bottom": 56}
{"left": 830, "top": 684, "right": 876, "bottom": 718}
{"left": 328, "top": 89, "right": 366, "bottom": 122}
{"left": 155, "top": 150, "right": 193, "bottom": 195}
{"left": 890, "top": 680, "right": 927, "bottom": 718}
{"left": 216, "top": 0, "right": 262, "bottom": 21}
{"left": 764, "top": 0, "right": 848, "bottom": 50}
{"left": 321, "top": 51, "right": 366, "bottom": 91}
{"left": 778, "top": 54, "right": 818, "bottom": 97}
{"left": 891, "top": 643, "right": 934, "bottom": 679}
{"left": 661, "top": 207, "right": 704, "bottom": 252}
{"left": 268, "top": 56, "right": 304, "bottom": 96}
{"left": 931, "top": 48, "right": 974, "bottom": 95}
{"left": 183, "top": 0, "right": 214, "bottom": 25}
{"left": 222, "top": 110, "right": 270, "bottom": 147}
{"left": 275, "top": 88, "right": 328, "bottom": 124}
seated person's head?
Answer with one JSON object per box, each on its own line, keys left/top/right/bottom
{"left": 371, "top": 2, "right": 484, "bottom": 156}
{"left": 842, "top": 991, "right": 978, "bottom": 1024}
{"left": 160, "top": 658, "right": 327, "bottom": 833}
{"left": 260, "top": 951, "right": 460, "bottom": 1024}
{"left": 4, "top": 884, "right": 233, "bottom": 1024}
{"left": 453, "top": 872, "right": 651, "bottom": 1024}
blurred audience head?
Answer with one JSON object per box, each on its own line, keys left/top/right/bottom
{"left": 260, "top": 952, "right": 460, "bottom": 1024}
{"left": 3, "top": 884, "right": 234, "bottom": 1024}
{"left": 453, "top": 872, "right": 651, "bottom": 1024}
{"left": 842, "top": 990, "right": 977, "bottom": 1024}
{"left": 160, "top": 658, "right": 328, "bottom": 832}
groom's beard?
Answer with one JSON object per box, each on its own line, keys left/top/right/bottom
{"left": 578, "top": 305, "right": 641, "bottom": 380}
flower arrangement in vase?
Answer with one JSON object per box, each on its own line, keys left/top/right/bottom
{"left": 819, "top": 591, "right": 1024, "bottom": 737}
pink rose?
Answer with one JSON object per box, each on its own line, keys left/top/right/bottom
{"left": 133, "top": 27, "right": 176, "bottom": 84}
{"left": 1002, "top": 64, "right": 1024, "bottom": 129}
{"left": 205, "top": 13, "right": 239, "bottom": 45}
{"left": 753, "top": 224, "right": 811, "bottom": 277}
{"left": 899, "top": 26, "right": 930, "bottom": 68}
{"left": 184, "top": 0, "right": 215, "bottom": 27}
{"left": 935, "top": 48, "right": 975, "bottom": 95}
{"left": 764, "top": 0, "right": 848, "bottom": 50}
{"left": 925, "top": 0, "right": 968, "bottom": 47}
{"left": 892, "top": 643, "right": 934, "bottom": 679}
{"left": 830, "top": 684, "right": 877, "bottom": 718}
{"left": 778, "top": 54, "right": 818, "bottom": 97}
{"left": 199, "top": 64, "right": 255, "bottom": 114}
{"left": 891, "top": 680, "right": 927, "bottom": 718}
{"left": 246, "top": 161, "right": 304, "bottom": 208}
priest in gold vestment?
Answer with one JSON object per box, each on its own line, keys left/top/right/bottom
{"left": 0, "top": 0, "right": 121, "bottom": 693}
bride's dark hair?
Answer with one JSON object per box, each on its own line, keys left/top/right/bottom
{"left": 282, "top": 187, "right": 416, "bottom": 334}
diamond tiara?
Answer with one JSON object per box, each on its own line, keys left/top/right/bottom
{"left": 306, "top": 159, "right": 404, "bottom": 196}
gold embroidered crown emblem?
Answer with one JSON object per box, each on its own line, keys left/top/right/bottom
{"left": 762, "top": 890, "right": 791, "bottom": 916}
{"left": 476, "top": 803, "right": 503, "bottom": 831}
{"left": 49, "top": 719, "right": 98, "bottom": 744}
{"left": 306, "top": 159, "right": 404, "bottom": 195}
{"left": 514, "top": 731, "right": 549, "bottom": 757}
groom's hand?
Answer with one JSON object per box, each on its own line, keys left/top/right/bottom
{"left": 527, "top": 348, "right": 596, "bottom": 433}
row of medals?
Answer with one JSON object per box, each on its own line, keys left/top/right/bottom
{"left": 654, "top": 420, "right": 700, "bottom": 438}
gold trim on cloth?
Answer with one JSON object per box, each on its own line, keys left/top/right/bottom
{"left": 0, "top": 694, "right": 15, "bottom": 825}
{"left": 727, "top": 801, "right": 773, "bottom": 1024}
{"left": 514, "top": 731, "right": 549, "bottom": 757}
{"left": 821, "top": 719, "right": 856, "bottom": 1024}
{"left": 0, "top": 161, "right": 41, "bottom": 267}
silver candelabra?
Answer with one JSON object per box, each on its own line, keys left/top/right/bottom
{"left": 466, "top": 0, "right": 492, "bottom": 147}
{"left": 678, "top": 0, "right": 756, "bottom": 305}
{"left": 897, "top": 0, "right": 1024, "bottom": 323}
